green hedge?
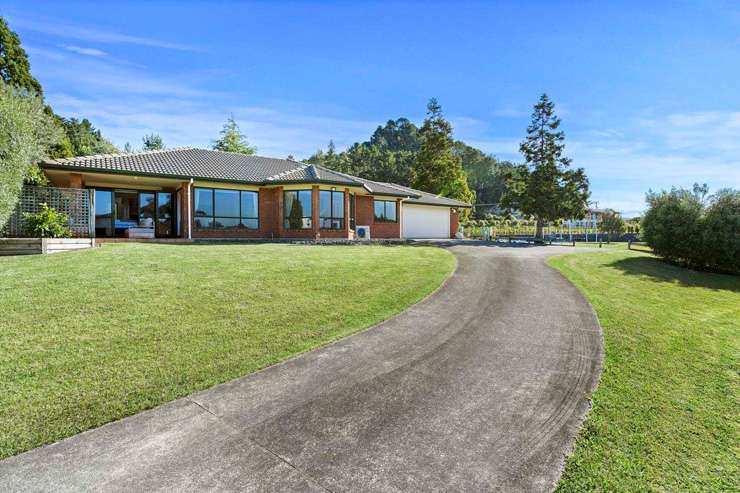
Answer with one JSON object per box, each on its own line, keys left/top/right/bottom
{"left": 642, "top": 187, "right": 739, "bottom": 274}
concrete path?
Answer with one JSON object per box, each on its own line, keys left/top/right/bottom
{"left": 0, "top": 245, "right": 603, "bottom": 492}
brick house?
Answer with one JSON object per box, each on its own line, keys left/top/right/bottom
{"left": 39, "top": 148, "right": 470, "bottom": 241}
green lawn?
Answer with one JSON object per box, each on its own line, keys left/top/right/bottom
{"left": 0, "top": 243, "right": 454, "bottom": 459}
{"left": 549, "top": 251, "right": 739, "bottom": 492}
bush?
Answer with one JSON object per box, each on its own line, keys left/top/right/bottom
{"left": 0, "top": 83, "right": 61, "bottom": 228}
{"left": 642, "top": 186, "right": 739, "bottom": 274}
{"left": 23, "top": 203, "right": 71, "bottom": 238}
{"left": 701, "top": 189, "right": 740, "bottom": 274}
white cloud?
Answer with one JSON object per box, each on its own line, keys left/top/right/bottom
{"left": 61, "top": 45, "right": 108, "bottom": 57}
{"left": 13, "top": 17, "right": 201, "bottom": 52}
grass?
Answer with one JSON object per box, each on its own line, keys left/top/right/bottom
{"left": 549, "top": 251, "right": 739, "bottom": 492}
{"left": 0, "top": 242, "right": 455, "bottom": 460}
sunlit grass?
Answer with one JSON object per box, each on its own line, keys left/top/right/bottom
{"left": 0, "top": 243, "right": 454, "bottom": 459}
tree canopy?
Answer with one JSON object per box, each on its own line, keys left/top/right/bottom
{"left": 500, "top": 93, "right": 589, "bottom": 236}
{"left": 0, "top": 83, "right": 61, "bottom": 226}
{"left": 142, "top": 133, "right": 165, "bottom": 151}
{"left": 0, "top": 17, "right": 42, "bottom": 95}
{"left": 212, "top": 116, "right": 256, "bottom": 155}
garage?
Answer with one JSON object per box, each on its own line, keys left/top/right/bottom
{"left": 402, "top": 203, "right": 450, "bottom": 239}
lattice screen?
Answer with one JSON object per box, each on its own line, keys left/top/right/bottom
{"left": 2, "top": 185, "right": 92, "bottom": 237}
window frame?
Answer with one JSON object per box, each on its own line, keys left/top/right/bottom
{"left": 193, "top": 187, "right": 259, "bottom": 230}
{"left": 373, "top": 199, "right": 398, "bottom": 223}
{"left": 283, "top": 189, "right": 313, "bottom": 230}
{"left": 319, "top": 190, "right": 345, "bottom": 230}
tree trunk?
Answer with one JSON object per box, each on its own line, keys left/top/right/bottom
{"left": 535, "top": 219, "right": 544, "bottom": 239}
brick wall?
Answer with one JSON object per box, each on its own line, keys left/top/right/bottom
{"left": 355, "top": 195, "right": 401, "bottom": 239}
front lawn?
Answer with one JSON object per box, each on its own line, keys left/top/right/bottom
{"left": 0, "top": 243, "right": 454, "bottom": 459}
{"left": 549, "top": 251, "right": 739, "bottom": 492}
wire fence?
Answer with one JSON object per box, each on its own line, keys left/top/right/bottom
{"left": 2, "top": 185, "right": 92, "bottom": 238}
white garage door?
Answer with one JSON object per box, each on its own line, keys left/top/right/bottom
{"left": 402, "top": 204, "right": 450, "bottom": 239}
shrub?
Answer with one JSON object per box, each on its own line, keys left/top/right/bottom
{"left": 0, "top": 83, "right": 61, "bottom": 228}
{"left": 600, "top": 209, "right": 626, "bottom": 241}
{"left": 701, "top": 189, "right": 740, "bottom": 274}
{"left": 642, "top": 186, "right": 739, "bottom": 274}
{"left": 23, "top": 203, "right": 71, "bottom": 238}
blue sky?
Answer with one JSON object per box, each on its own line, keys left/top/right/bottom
{"left": 5, "top": 0, "right": 740, "bottom": 215}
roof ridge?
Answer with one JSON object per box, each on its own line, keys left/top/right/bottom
{"left": 265, "top": 162, "right": 310, "bottom": 181}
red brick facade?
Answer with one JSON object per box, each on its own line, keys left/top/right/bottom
{"left": 355, "top": 195, "right": 401, "bottom": 239}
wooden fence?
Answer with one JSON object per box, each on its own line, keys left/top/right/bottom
{"left": 2, "top": 185, "right": 93, "bottom": 238}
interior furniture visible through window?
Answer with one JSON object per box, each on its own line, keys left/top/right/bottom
{"left": 93, "top": 189, "right": 175, "bottom": 238}
{"left": 284, "top": 190, "right": 312, "bottom": 229}
{"left": 373, "top": 199, "right": 397, "bottom": 222}
{"left": 319, "top": 190, "right": 345, "bottom": 229}
{"left": 193, "top": 187, "right": 259, "bottom": 230}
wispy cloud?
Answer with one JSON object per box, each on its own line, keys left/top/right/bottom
{"left": 13, "top": 17, "right": 201, "bottom": 52}
{"left": 61, "top": 45, "right": 107, "bottom": 57}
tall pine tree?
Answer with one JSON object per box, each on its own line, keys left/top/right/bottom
{"left": 501, "top": 94, "right": 589, "bottom": 238}
{"left": 212, "top": 115, "right": 256, "bottom": 155}
{"left": 411, "top": 98, "right": 474, "bottom": 207}
{"left": 0, "top": 17, "right": 42, "bottom": 95}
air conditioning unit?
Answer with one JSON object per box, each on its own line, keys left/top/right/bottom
{"left": 356, "top": 225, "right": 371, "bottom": 240}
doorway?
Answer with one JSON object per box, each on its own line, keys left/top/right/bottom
{"left": 93, "top": 189, "right": 175, "bottom": 238}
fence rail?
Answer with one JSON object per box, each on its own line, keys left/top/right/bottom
{"left": 1, "top": 185, "right": 92, "bottom": 238}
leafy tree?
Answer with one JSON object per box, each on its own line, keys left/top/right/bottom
{"left": 123, "top": 142, "right": 133, "bottom": 153}
{"left": 212, "top": 115, "right": 256, "bottom": 155}
{"left": 287, "top": 197, "right": 303, "bottom": 230}
{"left": 0, "top": 83, "right": 61, "bottom": 227}
{"left": 411, "top": 98, "right": 474, "bottom": 206}
{"left": 455, "top": 142, "right": 514, "bottom": 217}
{"left": 501, "top": 93, "right": 589, "bottom": 238}
{"left": 700, "top": 189, "right": 739, "bottom": 274}
{"left": 142, "top": 133, "right": 165, "bottom": 151}
{"left": 0, "top": 16, "right": 42, "bottom": 95}
{"left": 60, "top": 118, "right": 117, "bottom": 156}
{"left": 642, "top": 187, "right": 704, "bottom": 267}
{"left": 368, "top": 118, "right": 420, "bottom": 152}
{"left": 600, "top": 209, "right": 626, "bottom": 241}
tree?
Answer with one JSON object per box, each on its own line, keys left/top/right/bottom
{"left": 0, "top": 83, "right": 62, "bottom": 227}
{"left": 0, "top": 16, "right": 42, "bottom": 95}
{"left": 702, "top": 189, "right": 740, "bottom": 274}
{"left": 642, "top": 187, "right": 704, "bottom": 267}
{"left": 500, "top": 94, "right": 589, "bottom": 238}
{"left": 142, "top": 133, "right": 165, "bottom": 151}
{"left": 411, "top": 98, "right": 474, "bottom": 206}
{"left": 60, "top": 118, "right": 117, "bottom": 155}
{"left": 287, "top": 197, "right": 303, "bottom": 230}
{"left": 123, "top": 142, "right": 133, "bottom": 153}
{"left": 600, "top": 209, "right": 626, "bottom": 242}
{"left": 212, "top": 115, "right": 256, "bottom": 155}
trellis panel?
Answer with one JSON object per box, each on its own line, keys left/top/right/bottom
{"left": 2, "top": 185, "right": 92, "bottom": 238}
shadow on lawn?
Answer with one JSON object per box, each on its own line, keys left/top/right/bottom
{"left": 608, "top": 256, "right": 740, "bottom": 293}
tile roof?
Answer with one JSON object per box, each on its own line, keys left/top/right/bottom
{"left": 40, "top": 147, "right": 470, "bottom": 207}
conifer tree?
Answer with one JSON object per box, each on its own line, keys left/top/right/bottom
{"left": 212, "top": 115, "right": 256, "bottom": 155}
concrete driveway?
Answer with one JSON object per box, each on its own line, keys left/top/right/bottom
{"left": 0, "top": 244, "right": 603, "bottom": 492}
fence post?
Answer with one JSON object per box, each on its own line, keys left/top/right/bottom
{"left": 88, "top": 189, "right": 95, "bottom": 238}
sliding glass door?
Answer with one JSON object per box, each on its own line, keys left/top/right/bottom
{"left": 94, "top": 190, "right": 113, "bottom": 237}
{"left": 92, "top": 189, "right": 176, "bottom": 238}
{"left": 156, "top": 192, "right": 174, "bottom": 237}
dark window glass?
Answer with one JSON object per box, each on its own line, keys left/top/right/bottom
{"left": 139, "top": 193, "right": 155, "bottom": 225}
{"left": 241, "top": 191, "right": 258, "bottom": 219}
{"left": 319, "top": 190, "right": 345, "bottom": 229}
{"left": 241, "top": 218, "right": 258, "bottom": 229}
{"left": 194, "top": 187, "right": 259, "bottom": 230}
{"left": 374, "top": 201, "right": 385, "bottom": 221}
{"left": 194, "top": 188, "right": 213, "bottom": 217}
{"left": 94, "top": 190, "right": 113, "bottom": 237}
{"left": 214, "top": 189, "right": 239, "bottom": 217}
{"left": 195, "top": 217, "right": 213, "bottom": 229}
{"left": 213, "top": 217, "right": 240, "bottom": 229}
{"left": 284, "top": 190, "right": 312, "bottom": 229}
{"left": 385, "top": 201, "right": 397, "bottom": 221}
{"left": 374, "top": 200, "right": 397, "bottom": 222}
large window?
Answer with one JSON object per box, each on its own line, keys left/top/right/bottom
{"left": 374, "top": 199, "right": 397, "bottom": 222}
{"left": 284, "top": 190, "right": 312, "bottom": 229}
{"left": 319, "top": 190, "right": 344, "bottom": 229}
{"left": 194, "top": 187, "right": 259, "bottom": 230}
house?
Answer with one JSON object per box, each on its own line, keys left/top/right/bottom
{"left": 39, "top": 147, "right": 470, "bottom": 241}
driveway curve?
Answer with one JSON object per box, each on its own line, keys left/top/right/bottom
{"left": 1, "top": 245, "right": 603, "bottom": 493}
